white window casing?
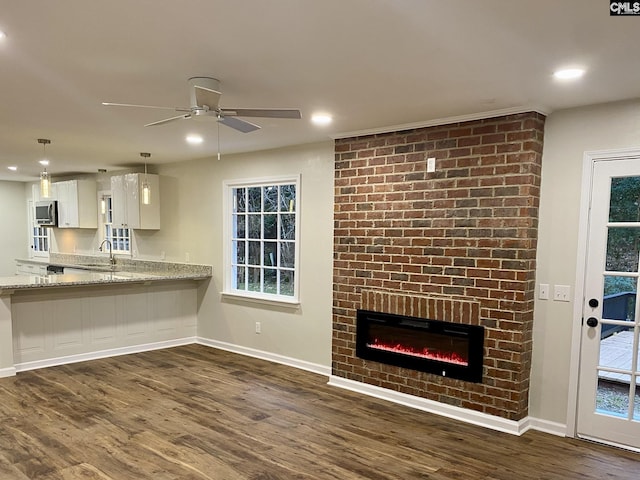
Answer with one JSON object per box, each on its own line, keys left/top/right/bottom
{"left": 222, "top": 174, "right": 301, "bottom": 306}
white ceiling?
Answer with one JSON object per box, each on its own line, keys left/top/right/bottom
{"left": 1, "top": 0, "right": 639, "bottom": 181}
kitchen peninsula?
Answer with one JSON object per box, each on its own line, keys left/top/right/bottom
{"left": 0, "top": 254, "right": 212, "bottom": 377}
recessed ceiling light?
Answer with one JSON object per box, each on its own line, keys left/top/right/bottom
{"left": 553, "top": 68, "right": 585, "bottom": 80}
{"left": 311, "top": 113, "right": 332, "bottom": 126}
{"left": 7, "top": 166, "right": 17, "bottom": 171}
{"left": 39, "top": 159, "right": 49, "bottom": 166}
{"left": 186, "top": 134, "right": 203, "bottom": 145}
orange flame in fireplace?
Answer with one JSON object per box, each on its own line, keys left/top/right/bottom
{"left": 367, "top": 338, "right": 468, "bottom": 366}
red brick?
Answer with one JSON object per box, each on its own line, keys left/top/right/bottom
{"left": 332, "top": 112, "right": 545, "bottom": 421}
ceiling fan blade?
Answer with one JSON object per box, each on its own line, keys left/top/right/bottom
{"left": 221, "top": 108, "right": 302, "bottom": 119}
{"left": 194, "top": 86, "right": 222, "bottom": 110}
{"left": 102, "top": 102, "right": 190, "bottom": 112}
{"left": 145, "top": 113, "right": 191, "bottom": 127}
{"left": 218, "top": 116, "right": 261, "bottom": 133}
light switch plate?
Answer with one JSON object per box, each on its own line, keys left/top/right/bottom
{"left": 539, "top": 284, "right": 549, "bottom": 300}
{"left": 554, "top": 285, "right": 571, "bottom": 302}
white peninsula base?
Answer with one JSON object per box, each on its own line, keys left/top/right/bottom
{"left": 5, "top": 281, "right": 198, "bottom": 375}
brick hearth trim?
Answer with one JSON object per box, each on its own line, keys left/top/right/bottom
{"left": 361, "top": 289, "right": 481, "bottom": 325}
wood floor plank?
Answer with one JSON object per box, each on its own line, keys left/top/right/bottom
{"left": 57, "top": 463, "right": 115, "bottom": 480}
{"left": 0, "top": 344, "right": 638, "bottom": 479}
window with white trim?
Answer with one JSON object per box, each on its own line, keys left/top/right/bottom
{"left": 31, "top": 225, "right": 50, "bottom": 257}
{"left": 100, "top": 193, "right": 131, "bottom": 254}
{"left": 28, "top": 200, "right": 49, "bottom": 258}
{"left": 225, "top": 176, "right": 299, "bottom": 303}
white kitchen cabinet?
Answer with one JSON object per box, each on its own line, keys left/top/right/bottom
{"left": 15, "top": 261, "right": 47, "bottom": 276}
{"left": 110, "top": 173, "right": 160, "bottom": 229}
{"left": 54, "top": 179, "right": 98, "bottom": 228}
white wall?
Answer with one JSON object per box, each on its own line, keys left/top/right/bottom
{"left": 531, "top": 100, "right": 640, "bottom": 426}
{"left": 155, "top": 141, "right": 335, "bottom": 367}
{"left": 0, "top": 181, "right": 29, "bottom": 275}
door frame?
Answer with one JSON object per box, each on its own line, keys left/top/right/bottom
{"left": 566, "top": 146, "right": 640, "bottom": 442}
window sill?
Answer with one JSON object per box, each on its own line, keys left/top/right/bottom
{"left": 220, "top": 291, "right": 300, "bottom": 309}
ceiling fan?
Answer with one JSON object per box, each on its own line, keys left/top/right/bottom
{"left": 102, "top": 77, "right": 302, "bottom": 133}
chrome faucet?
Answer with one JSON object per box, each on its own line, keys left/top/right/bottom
{"left": 99, "top": 239, "right": 116, "bottom": 266}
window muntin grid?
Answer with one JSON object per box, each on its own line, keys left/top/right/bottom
{"left": 229, "top": 181, "right": 297, "bottom": 299}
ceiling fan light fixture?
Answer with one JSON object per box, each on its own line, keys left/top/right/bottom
{"left": 103, "top": 77, "right": 301, "bottom": 133}
{"left": 186, "top": 134, "right": 203, "bottom": 145}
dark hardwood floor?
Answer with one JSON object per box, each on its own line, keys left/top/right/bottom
{"left": 0, "top": 344, "right": 637, "bottom": 479}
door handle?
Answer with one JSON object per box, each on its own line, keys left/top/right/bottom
{"left": 586, "top": 317, "right": 599, "bottom": 328}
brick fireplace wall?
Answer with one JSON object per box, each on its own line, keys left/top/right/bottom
{"left": 332, "top": 112, "right": 545, "bottom": 421}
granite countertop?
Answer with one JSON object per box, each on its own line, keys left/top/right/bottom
{"left": 5, "top": 255, "right": 212, "bottom": 292}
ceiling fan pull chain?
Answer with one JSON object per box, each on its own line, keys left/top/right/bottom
{"left": 217, "top": 114, "right": 221, "bottom": 161}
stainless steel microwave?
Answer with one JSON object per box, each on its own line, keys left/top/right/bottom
{"left": 35, "top": 200, "right": 57, "bottom": 226}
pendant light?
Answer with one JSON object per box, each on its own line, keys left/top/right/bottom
{"left": 140, "top": 152, "right": 151, "bottom": 205}
{"left": 38, "top": 138, "right": 51, "bottom": 198}
{"left": 97, "top": 168, "right": 108, "bottom": 215}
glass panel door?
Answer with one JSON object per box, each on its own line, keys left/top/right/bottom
{"left": 577, "top": 159, "right": 640, "bottom": 449}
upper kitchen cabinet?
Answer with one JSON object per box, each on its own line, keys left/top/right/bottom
{"left": 110, "top": 173, "right": 160, "bottom": 230}
{"left": 54, "top": 179, "right": 98, "bottom": 228}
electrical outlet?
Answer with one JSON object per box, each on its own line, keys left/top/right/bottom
{"left": 539, "top": 283, "right": 549, "bottom": 300}
{"left": 255, "top": 322, "right": 261, "bottom": 334}
{"left": 554, "top": 285, "right": 571, "bottom": 302}
{"left": 185, "top": 252, "right": 190, "bottom": 262}
{"left": 427, "top": 157, "right": 436, "bottom": 173}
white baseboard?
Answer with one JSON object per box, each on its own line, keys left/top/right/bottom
{"left": 197, "top": 339, "right": 567, "bottom": 437}
{"left": 0, "top": 366, "right": 17, "bottom": 378}
{"left": 329, "top": 375, "right": 534, "bottom": 436}
{"left": 14, "top": 337, "right": 197, "bottom": 373}
{"left": 526, "top": 417, "right": 567, "bottom": 437}
{"left": 197, "top": 337, "right": 331, "bottom": 377}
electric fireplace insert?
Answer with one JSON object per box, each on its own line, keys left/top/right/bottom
{"left": 356, "top": 309, "right": 484, "bottom": 383}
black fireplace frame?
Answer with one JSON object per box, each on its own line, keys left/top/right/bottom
{"left": 356, "top": 309, "right": 484, "bottom": 383}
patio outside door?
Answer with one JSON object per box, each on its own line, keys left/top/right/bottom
{"left": 576, "top": 156, "right": 640, "bottom": 450}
